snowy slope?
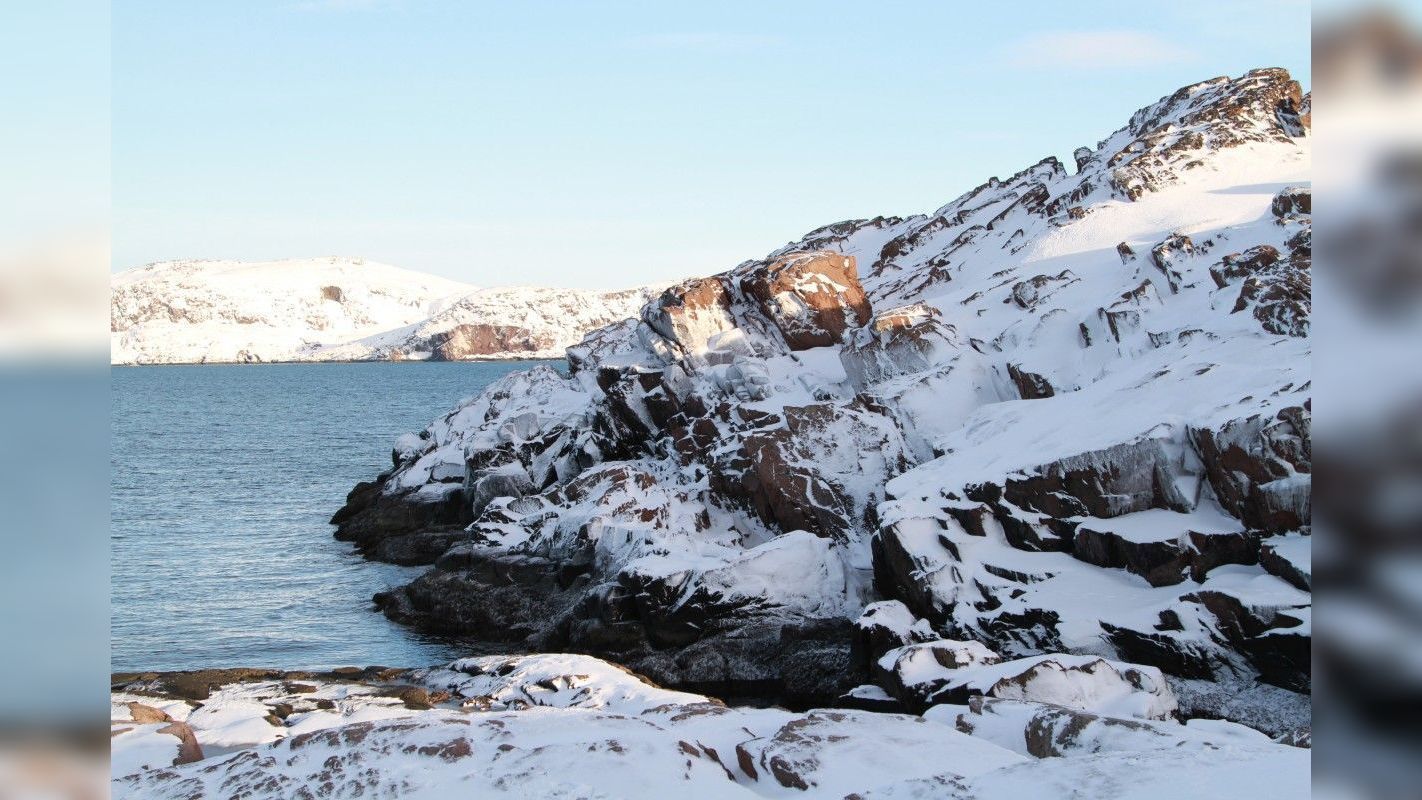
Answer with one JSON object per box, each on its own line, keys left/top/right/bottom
{"left": 110, "top": 257, "right": 664, "bottom": 364}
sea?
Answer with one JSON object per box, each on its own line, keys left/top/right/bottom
{"left": 110, "top": 360, "right": 555, "bottom": 672}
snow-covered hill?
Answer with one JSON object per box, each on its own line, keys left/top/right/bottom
{"left": 313, "top": 284, "right": 666, "bottom": 362}
{"left": 334, "top": 67, "right": 1312, "bottom": 731}
{"left": 110, "top": 257, "right": 662, "bottom": 364}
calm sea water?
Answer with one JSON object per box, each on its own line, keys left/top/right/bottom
{"left": 111, "top": 361, "right": 556, "bottom": 672}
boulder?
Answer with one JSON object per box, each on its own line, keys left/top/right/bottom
{"left": 1010, "top": 270, "right": 1077, "bottom": 310}
{"left": 738, "top": 251, "right": 872, "bottom": 350}
{"left": 1149, "top": 233, "right": 1196, "bottom": 294}
{"left": 851, "top": 600, "right": 935, "bottom": 674}
{"left": 1210, "top": 245, "right": 1282, "bottom": 289}
{"left": 642, "top": 276, "right": 738, "bottom": 358}
{"left": 876, "top": 639, "right": 1003, "bottom": 711}
{"left": 1271, "top": 186, "right": 1311, "bottom": 217}
{"left": 943, "top": 696, "right": 1284, "bottom": 759}
{"left": 158, "top": 721, "right": 205, "bottom": 765}
{"left": 840, "top": 303, "right": 962, "bottom": 388}
{"left": 876, "top": 644, "right": 1178, "bottom": 719}
{"left": 468, "top": 462, "right": 535, "bottom": 518}
{"left": 126, "top": 702, "right": 172, "bottom": 724}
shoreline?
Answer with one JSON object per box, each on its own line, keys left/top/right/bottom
{"left": 109, "top": 356, "right": 566, "bottom": 367}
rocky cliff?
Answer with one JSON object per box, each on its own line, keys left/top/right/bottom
{"left": 110, "top": 257, "right": 663, "bottom": 364}
{"left": 333, "top": 69, "right": 1311, "bottom": 729}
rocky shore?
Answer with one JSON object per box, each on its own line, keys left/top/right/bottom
{"left": 112, "top": 652, "right": 1309, "bottom": 798}
{"left": 110, "top": 67, "right": 1313, "bottom": 797}
{"left": 329, "top": 68, "right": 1311, "bottom": 725}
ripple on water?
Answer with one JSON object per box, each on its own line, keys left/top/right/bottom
{"left": 111, "top": 361, "right": 557, "bottom": 672}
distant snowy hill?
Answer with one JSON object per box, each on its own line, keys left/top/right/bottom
{"left": 313, "top": 284, "right": 666, "bottom": 363}
{"left": 109, "top": 257, "right": 661, "bottom": 364}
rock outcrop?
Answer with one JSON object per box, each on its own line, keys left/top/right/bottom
{"left": 331, "top": 69, "right": 1312, "bottom": 724}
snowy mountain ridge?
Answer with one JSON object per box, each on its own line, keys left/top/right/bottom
{"left": 110, "top": 256, "right": 665, "bottom": 364}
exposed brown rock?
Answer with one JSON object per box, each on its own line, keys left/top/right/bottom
{"left": 429, "top": 323, "right": 551, "bottom": 360}
{"left": 642, "top": 277, "right": 737, "bottom": 354}
{"left": 127, "top": 701, "right": 172, "bottom": 724}
{"left": 1272, "top": 186, "right": 1311, "bottom": 217}
{"left": 738, "top": 251, "right": 871, "bottom": 350}
{"left": 1190, "top": 406, "right": 1310, "bottom": 532}
{"left": 157, "top": 721, "right": 205, "bottom": 765}
{"left": 1071, "top": 525, "right": 1260, "bottom": 587}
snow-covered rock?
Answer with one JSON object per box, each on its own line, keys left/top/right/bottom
{"left": 332, "top": 68, "right": 1312, "bottom": 724}
{"left": 111, "top": 653, "right": 1306, "bottom": 798}
{"left": 110, "top": 257, "right": 665, "bottom": 364}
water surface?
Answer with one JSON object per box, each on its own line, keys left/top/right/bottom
{"left": 111, "top": 361, "right": 553, "bottom": 672}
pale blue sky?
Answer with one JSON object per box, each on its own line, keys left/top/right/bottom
{"left": 110, "top": 1, "right": 1310, "bottom": 288}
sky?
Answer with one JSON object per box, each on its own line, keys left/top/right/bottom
{"left": 107, "top": 1, "right": 1311, "bottom": 289}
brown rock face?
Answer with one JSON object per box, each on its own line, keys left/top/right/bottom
{"left": 429, "top": 324, "right": 551, "bottom": 360}
{"left": 706, "top": 403, "right": 907, "bottom": 543}
{"left": 642, "top": 277, "right": 737, "bottom": 354}
{"left": 127, "top": 702, "right": 172, "bottom": 724}
{"left": 1190, "top": 405, "right": 1311, "bottom": 532}
{"left": 738, "top": 251, "right": 871, "bottom": 350}
{"left": 157, "top": 721, "right": 205, "bottom": 765}
{"left": 320, "top": 285, "right": 344, "bottom": 302}
{"left": 1272, "top": 186, "right": 1311, "bottom": 217}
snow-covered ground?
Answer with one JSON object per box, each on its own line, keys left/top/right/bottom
{"left": 111, "top": 653, "right": 1309, "bottom": 798}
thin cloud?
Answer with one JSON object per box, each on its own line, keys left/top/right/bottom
{"left": 623, "top": 32, "right": 785, "bottom": 52}
{"left": 1003, "top": 30, "right": 1199, "bottom": 70}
